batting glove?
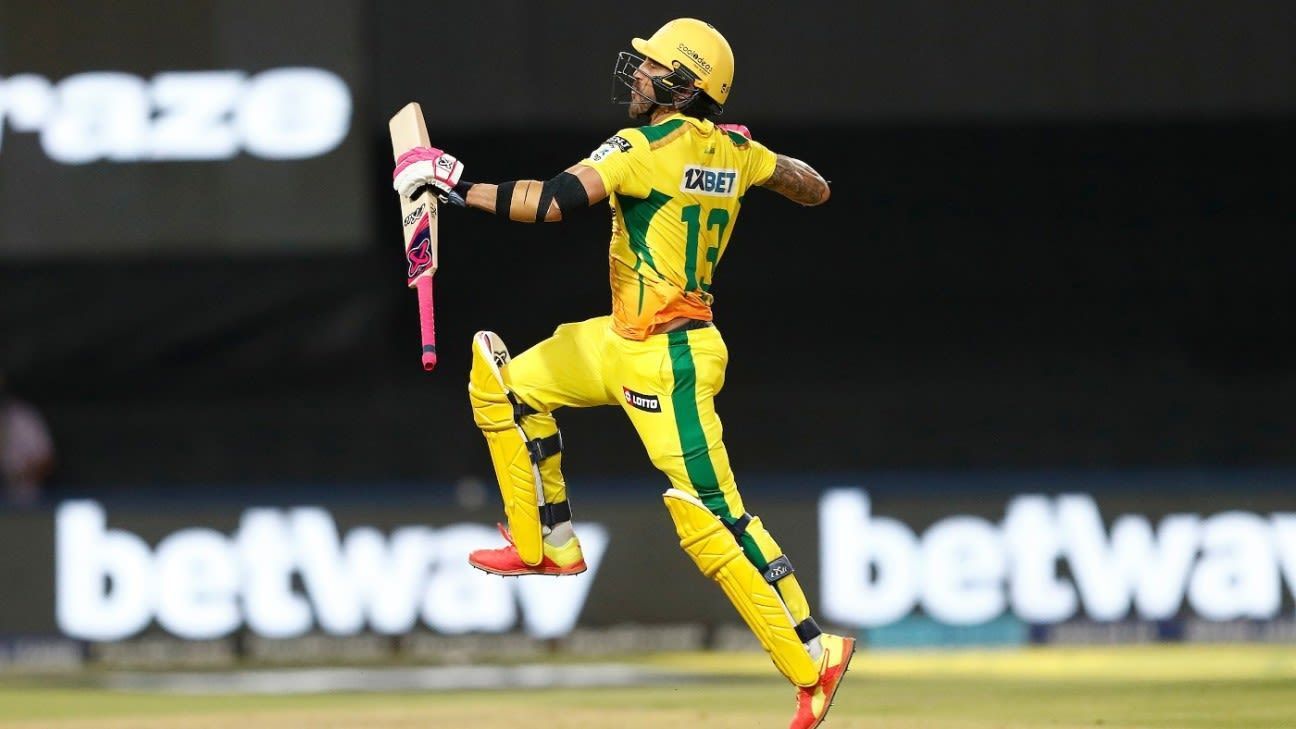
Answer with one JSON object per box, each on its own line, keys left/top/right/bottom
{"left": 717, "top": 123, "right": 752, "bottom": 139}
{"left": 393, "top": 146, "right": 466, "bottom": 205}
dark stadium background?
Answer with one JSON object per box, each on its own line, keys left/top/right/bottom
{"left": 2, "top": 0, "right": 1292, "bottom": 493}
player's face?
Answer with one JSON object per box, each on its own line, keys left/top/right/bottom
{"left": 628, "top": 57, "right": 671, "bottom": 117}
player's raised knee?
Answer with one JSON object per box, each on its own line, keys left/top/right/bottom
{"left": 469, "top": 330, "right": 516, "bottom": 430}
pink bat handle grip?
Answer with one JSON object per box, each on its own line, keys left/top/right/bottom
{"left": 415, "top": 276, "right": 437, "bottom": 371}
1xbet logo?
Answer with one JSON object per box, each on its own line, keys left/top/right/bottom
{"left": 623, "top": 387, "right": 661, "bottom": 413}
{"left": 681, "top": 165, "right": 737, "bottom": 196}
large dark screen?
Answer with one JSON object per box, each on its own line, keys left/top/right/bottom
{"left": 0, "top": 0, "right": 371, "bottom": 257}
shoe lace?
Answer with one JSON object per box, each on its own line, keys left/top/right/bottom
{"left": 495, "top": 523, "right": 515, "bottom": 546}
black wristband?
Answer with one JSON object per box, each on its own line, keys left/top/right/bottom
{"left": 495, "top": 181, "right": 517, "bottom": 217}
{"left": 453, "top": 180, "right": 475, "bottom": 199}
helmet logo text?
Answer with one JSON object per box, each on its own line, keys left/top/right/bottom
{"left": 676, "top": 43, "right": 713, "bottom": 75}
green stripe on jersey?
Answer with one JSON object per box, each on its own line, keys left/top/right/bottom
{"left": 620, "top": 189, "right": 670, "bottom": 275}
{"left": 668, "top": 330, "right": 730, "bottom": 518}
{"left": 638, "top": 119, "right": 685, "bottom": 145}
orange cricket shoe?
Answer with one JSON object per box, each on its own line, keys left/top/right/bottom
{"left": 789, "top": 633, "right": 856, "bottom": 729}
{"left": 468, "top": 523, "right": 587, "bottom": 576}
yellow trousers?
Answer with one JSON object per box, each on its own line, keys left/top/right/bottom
{"left": 508, "top": 315, "right": 747, "bottom": 519}
{"left": 501, "top": 316, "right": 820, "bottom": 685}
{"left": 509, "top": 315, "right": 815, "bottom": 599}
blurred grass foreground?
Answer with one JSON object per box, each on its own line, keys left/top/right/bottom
{"left": 1, "top": 644, "right": 1293, "bottom": 728}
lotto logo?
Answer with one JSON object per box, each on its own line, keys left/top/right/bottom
{"left": 681, "top": 165, "right": 738, "bottom": 196}
{"left": 623, "top": 387, "right": 661, "bottom": 412}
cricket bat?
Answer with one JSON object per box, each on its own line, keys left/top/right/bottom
{"left": 389, "top": 102, "right": 439, "bottom": 371}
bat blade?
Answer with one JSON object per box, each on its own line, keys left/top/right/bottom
{"left": 389, "top": 102, "right": 439, "bottom": 371}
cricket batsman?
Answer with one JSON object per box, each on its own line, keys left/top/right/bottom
{"left": 393, "top": 18, "right": 850, "bottom": 728}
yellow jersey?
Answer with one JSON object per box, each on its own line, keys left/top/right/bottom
{"left": 580, "top": 113, "right": 777, "bottom": 340}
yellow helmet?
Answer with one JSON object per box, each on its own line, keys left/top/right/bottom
{"left": 631, "top": 18, "right": 734, "bottom": 106}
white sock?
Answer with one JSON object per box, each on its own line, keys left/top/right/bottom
{"left": 806, "top": 634, "right": 824, "bottom": 662}
{"left": 544, "top": 521, "right": 575, "bottom": 546}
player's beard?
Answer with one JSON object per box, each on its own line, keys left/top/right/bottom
{"left": 628, "top": 70, "right": 668, "bottom": 121}
{"left": 627, "top": 89, "right": 655, "bottom": 121}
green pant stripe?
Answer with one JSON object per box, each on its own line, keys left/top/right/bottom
{"left": 667, "top": 330, "right": 731, "bottom": 519}
{"left": 667, "top": 331, "right": 777, "bottom": 582}
{"left": 738, "top": 532, "right": 769, "bottom": 570}
{"left": 741, "top": 529, "right": 786, "bottom": 607}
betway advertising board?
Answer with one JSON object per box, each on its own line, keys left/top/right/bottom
{"left": 819, "top": 490, "right": 1296, "bottom": 627}
{"left": 1, "top": 477, "right": 1293, "bottom": 643}
{"left": 55, "top": 502, "right": 609, "bottom": 642}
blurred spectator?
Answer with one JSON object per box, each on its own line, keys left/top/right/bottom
{"left": 0, "top": 372, "right": 55, "bottom": 507}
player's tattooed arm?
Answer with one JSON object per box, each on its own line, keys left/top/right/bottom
{"left": 760, "top": 155, "right": 831, "bottom": 206}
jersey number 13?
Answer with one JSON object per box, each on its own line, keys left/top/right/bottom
{"left": 681, "top": 204, "right": 730, "bottom": 293}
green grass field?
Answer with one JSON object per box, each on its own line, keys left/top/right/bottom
{"left": 2, "top": 645, "right": 1294, "bottom": 728}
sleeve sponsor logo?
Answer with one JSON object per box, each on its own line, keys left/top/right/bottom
{"left": 622, "top": 387, "right": 661, "bottom": 412}
{"left": 588, "top": 135, "right": 632, "bottom": 162}
{"left": 681, "top": 165, "right": 738, "bottom": 196}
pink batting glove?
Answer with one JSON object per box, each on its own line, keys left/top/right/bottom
{"left": 393, "top": 146, "right": 465, "bottom": 199}
{"left": 717, "top": 123, "right": 751, "bottom": 139}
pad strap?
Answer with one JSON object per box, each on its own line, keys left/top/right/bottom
{"left": 527, "top": 432, "right": 563, "bottom": 463}
{"left": 794, "top": 617, "right": 822, "bottom": 643}
{"left": 511, "top": 395, "right": 539, "bottom": 420}
{"left": 539, "top": 500, "right": 572, "bottom": 527}
{"left": 762, "top": 555, "right": 796, "bottom": 584}
{"left": 504, "top": 392, "right": 562, "bottom": 463}
{"left": 724, "top": 513, "right": 752, "bottom": 539}
{"left": 726, "top": 513, "right": 796, "bottom": 585}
